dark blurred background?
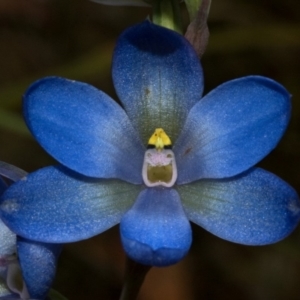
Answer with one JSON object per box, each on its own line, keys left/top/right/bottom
{"left": 0, "top": 0, "right": 300, "bottom": 299}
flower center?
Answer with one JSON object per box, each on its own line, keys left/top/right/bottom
{"left": 142, "top": 128, "right": 177, "bottom": 187}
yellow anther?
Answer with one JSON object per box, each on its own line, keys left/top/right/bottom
{"left": 148, "top": 128, "right": 172, "bottom": 150}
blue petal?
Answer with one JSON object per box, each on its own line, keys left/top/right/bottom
{"left": 0, "top": 165, "right": 141, "bottom": 243}
{"left": 112, "top": 21, "right": 203, "bottom": 144}
{"left": 174, "top": 76, "right": 291, "bottom": 183}
{"left": 177, "top": 168, "right": 300, "bottom": 245}
{"left": 120, "top": 188, "right": 192, "bottom": 266}
{"left": 17, "top": 237, "right": 62, "bottom": 300}
{"left": 23, "top": 77, "right": 145, "bottom": 184}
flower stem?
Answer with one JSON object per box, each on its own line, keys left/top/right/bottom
{"left": 119, "top": 257, "right": 151, "bottom": 300}
{"left": 152, "top": 0, "right": 183, "bottom": 34}
{"left": 185, "top": 0, "right": 203, "bottom": 21}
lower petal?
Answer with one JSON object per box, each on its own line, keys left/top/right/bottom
{"left": 177, "top": 168, "right": 300, "bottom": 245}
{"left": 17, "top": 237, "right": 62, "bottom": 300}
{"left": 0, "top": 165, "right": 141, "bottom": 243}
{"left": 120, "top": 188, "right": 192, "bottom": 267}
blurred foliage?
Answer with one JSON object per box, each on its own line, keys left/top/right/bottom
{"left": 0, "top": 0, "right": 300, "bottom": 299}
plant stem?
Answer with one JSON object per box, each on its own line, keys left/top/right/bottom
{"left": 153, "top": 0, "right": 183, "bottom": 33}
{"left": 119, "top": 257, "right": 151, "bottom": 300}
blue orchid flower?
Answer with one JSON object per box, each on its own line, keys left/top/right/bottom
{"left": 0, "top": 162, "right": 61, "bottom": 300}
{"left": 0, "top": 21, "right": 299, "bottom": 267}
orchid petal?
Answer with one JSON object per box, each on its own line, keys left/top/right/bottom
{"left": 174, "top": 76, "right": 291, "bottom": 183}
{"left": 17, "top": 237, "right": 62, "bottom": 300}
{"left": 0, "top": 165, "right": 141, "bottom": 243}
{"left": 23, "top": 77, "right": 144, "bottom": 184}
{"left": 177, "top": 168, "right": 300, "bottom": 245}
{"left": 113, "top": 21, "right": 203, "bottom": 144}
{"left": 120, "top": 188, "right": 192, "bottom": 266}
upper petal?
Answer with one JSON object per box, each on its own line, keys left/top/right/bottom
{"left": 120, "top": 187, "right": 192, "bottom": 266}
{"left": 177, "top": 168, "right": 300, "bottom": 245}
{"left": 174, "top": 76, "right": 291, "bottom": 183}
{"left": 17, "top": 237, "right": 62, "bottom": 300}
{"left": 112, "top": 21, "right": 204, "bottom": 144}
{"left": 0, "top": 165, "right": 141, "bottom": 243}
{"left": 23, "top": 77, "right": 145, "bottom": 184}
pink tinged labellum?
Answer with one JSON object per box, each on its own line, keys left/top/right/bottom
{"left": 142, "top": 149, "right": 177, "bottom": 187}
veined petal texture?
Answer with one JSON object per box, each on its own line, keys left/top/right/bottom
{"left": 177, "top": 168, "right": 300, "bottom": 245}
{"left": 17, "top": 237, "right": 62, "bottom": 300}
{"left": 23, "top": 77, "right": 145, "bottom": 184}
{"left": 0, "top": 165, "right": 141, "bottom": 243}
{"left": 120, "top": 188, "right": 192, "bottom": 266}
{"left": 113, "top": 21, "right": 203, "bottom": 144}
{"left": 174, "top": 76, "right": 291, "bottom": 183}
